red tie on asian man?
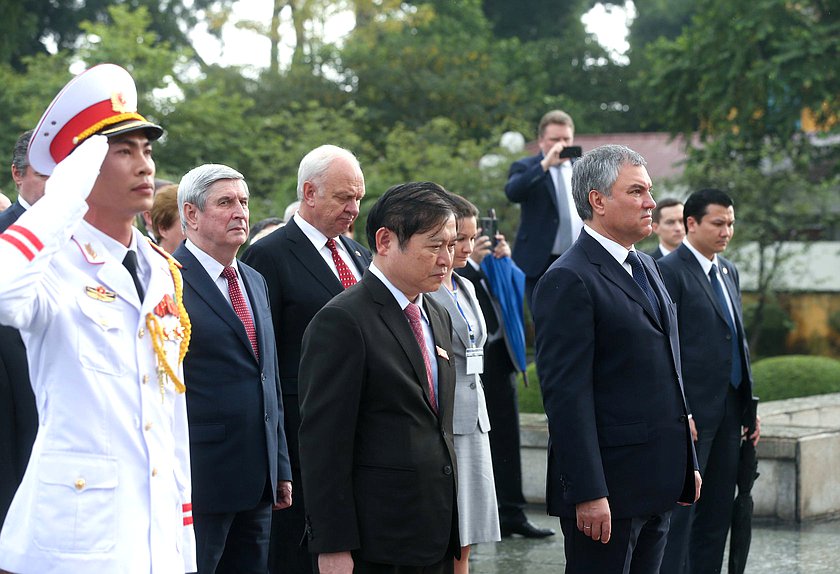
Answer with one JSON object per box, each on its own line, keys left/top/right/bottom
{"left": 326, "top": 238, "right": 357, "bottom": 289}
{"left": 403, "top": 302, "right": 437, "bottom": 414}
{"left": 222, "top": 266, "right": 259, "bottom": 361}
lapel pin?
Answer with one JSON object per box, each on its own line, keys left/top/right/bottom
{"left": 435, "top": 346, "right": 450, "bottom": 361}
{"left": 722, "top": 267, "right": 728, "bottom": 275}
{"left": 354, "top": 250, "right": 361, "bottom": 257}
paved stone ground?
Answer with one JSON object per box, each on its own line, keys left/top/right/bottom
{"left": 469, "top": 507, "right": 840, "bottom": 573}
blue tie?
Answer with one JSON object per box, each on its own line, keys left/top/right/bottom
{"left": 710, "top": 264, "right": 742, "bottom": 388}
{"left": 625, "top": 251, "right": 661, "bottom": 319}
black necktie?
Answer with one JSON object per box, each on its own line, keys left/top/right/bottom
{"left": 625, "top": 251, "right": 660, "bottom": 318}
{"left": 709, "top": 264, "right": 742, "bottom": 388}
{"left": 122, "top": 250, "right": 145, "bottom": 301}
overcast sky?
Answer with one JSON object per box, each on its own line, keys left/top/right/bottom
{"left": 191, "top": 1, "right": 636, "bottom": 70}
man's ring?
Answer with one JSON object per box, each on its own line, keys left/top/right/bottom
{"left": 584, "top": 525, "right": 591, "bottom": 530}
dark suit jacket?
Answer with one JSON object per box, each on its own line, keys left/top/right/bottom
{"left": 240, "top": 219, "right": 371, "bottom": 397}
{"left": 659, "top": 244, "right": 754, "bottom": 428}
{"left": 298, "top": 271, "right": 459, "bottom": 566}
{"left": 505, "top": 154, "right": 575, "bottom": 278}
{"left": 648, "top": 245, "right": 666, "bottom": 260}
{"left": 174, "top": 244, "right": 291, "bottom": 513}
{"left": 0, "top": 201, "right": 37, "bottom": 527}
{"left": 533, "top": 232, "right": 697, "bottom": 520}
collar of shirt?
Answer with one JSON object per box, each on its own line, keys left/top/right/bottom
{"left": 80, "top": 221, "right": 150, "bottom": 292}
{"left": 583, "top": 225, "right": 634, "bottom": 276}
{"left": 683, "top": 238, "right": 719, "bottom": 277}
{"left": 369, "top": 262, "right": 430, "bottom": 323}
{"left": 18, "top": 196, "right": 32, "bottom": 210}
{"left": 184, "top": 239, "right": 238, "bottom": 280}
{"left": 658, "top": 244, "right": 673, "bottom": 257}
{"left": 294, "top": 211, "right": 348, "bottom": 254}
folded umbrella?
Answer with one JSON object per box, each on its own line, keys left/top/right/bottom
{"left": 480, "top": 255, "right": 527, "bottom": 374}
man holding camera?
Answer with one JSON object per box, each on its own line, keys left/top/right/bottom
{"left": 505, "top": 110, "right": 583, "bottom": 309}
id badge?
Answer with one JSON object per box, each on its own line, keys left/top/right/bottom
{"left": 465, "top": 347, "right": 484, "bottom": 375}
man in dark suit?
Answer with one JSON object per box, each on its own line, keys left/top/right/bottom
{"left": 648, "top": 198, "right": 685, "bottom": 260}
{"left": 457, "top": 232, "right": 555, "bottom": 539}
{"left": 505, "top": 110, "right": 582, "bottom": 308}
{"left": 658, "top": 189, "right": 760, "bottom": 574}
{"left": 0, "top": 129, "right": 46, "bottom": 527}
{"left": 175, "top": 163, "right": 292, "bottom": 573}
{"left": 298, "top": 182, "right": 460, "bottom": 574}
{"left": 241, "top": 144, "right": 370, "bottom": 574}
{"left": 533, "top": 145, "right": 700, "bottom": 573}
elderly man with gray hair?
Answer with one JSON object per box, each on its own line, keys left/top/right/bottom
{"left": 242, "top": 145, "right": 371, "bottom": 574}
{"left": 174, "top": 164, "right": 291, "bottom": 574}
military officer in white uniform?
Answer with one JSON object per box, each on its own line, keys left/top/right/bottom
{"left": 0, "top": 64, "right": 196, "bottom": 573}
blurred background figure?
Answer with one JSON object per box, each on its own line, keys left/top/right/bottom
{"left": 648, "top": 198, "right": 685, "bottom": 260}
{"left": 150, "top": 183, "right": 186, "bottom": 254}
{"left": 249, "top": 216, "right": 284, "bottom": 245}
{"left": 0, "top": 195, "right": 10, "bottom": 211}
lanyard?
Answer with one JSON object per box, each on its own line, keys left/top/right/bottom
{"left": 448, "top": 280, "right": 476, "bottom": 347}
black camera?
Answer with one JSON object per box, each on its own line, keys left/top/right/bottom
{"left": 558, "top": 145, "right": 582, "bottom": 159}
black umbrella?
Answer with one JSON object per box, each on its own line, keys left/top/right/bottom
{"left": 729, "top": 398, "right": 760, "bottom": 574}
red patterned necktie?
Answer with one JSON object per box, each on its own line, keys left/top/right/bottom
{"left": 403, "top": 302, "right": 437, "bottom": 413}
{"left": 222, "top": 266, "right": 259, "bottom": 361}
{"left": 326, "top": 238, "right": 357, "bottom": 289}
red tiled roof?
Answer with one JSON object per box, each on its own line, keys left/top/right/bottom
{"left": 526, "top": 132, "right": 697, "bottom": 180}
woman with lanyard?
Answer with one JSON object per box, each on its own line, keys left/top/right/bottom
{"left": 429, "top": 193, "right": 500, "bottom": 573}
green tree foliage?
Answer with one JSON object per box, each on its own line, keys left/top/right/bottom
{"left": 638, "top": 0, "right": 840, "bottom": 351}
{"left": 338, "top": 0, "right": 523, "bottom": 141}
{"left": 0, "top": 0, "right": 234, "bottom": 70}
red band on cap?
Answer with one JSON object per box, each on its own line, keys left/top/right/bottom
{"left": 49, "top": 99, "right": 114, "bottom": 164}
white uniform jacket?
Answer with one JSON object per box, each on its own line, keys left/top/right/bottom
{"left": 0, "top": 189, "right": 196, "bottom": 573}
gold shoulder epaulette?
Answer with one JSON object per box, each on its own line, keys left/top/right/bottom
{"left": 146, "top": 237, "right": 183, "bottom": 268}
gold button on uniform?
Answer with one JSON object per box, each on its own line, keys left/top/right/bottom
{"left": 144, "top": 421, "right": 153, "bottom": 431}
{"left": 142, "top": 374, "right": 149, "bottom": 384}
{"left": 151, "top": 467, "right": 158, "bottom": 477}
{"left": 74, "top": 478, "right": 86, "bottom": 490}
{"left": 138, "top": 328, "right": 145, "bottom": 338}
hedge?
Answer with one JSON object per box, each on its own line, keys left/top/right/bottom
{"left": 516, "top": 355, "right": 840, "bottom": 413}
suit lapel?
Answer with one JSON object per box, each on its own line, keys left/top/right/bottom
{"left": 432, "top": 285, "right": 471, "bottom": 349}
{"left": 581, "top": 234, "right": 662, "bottom": 330}
{"left": 365, "top": 273, "right": 438, "bottom": 415}
{"left": 239, "top": 265, "right": 263, "bottom": 364}
{"left": 176, "top": 246, "right": 255, "bottom": 360}
{"left": 72, "top": 225, "right": 141, "bottom": 311}
{"left": 539, "top": 153, "right": 559, "bottom": 211}
{"left": 425, "top": 297, "right": 454, "bottom": 422}
{"left": 679, "top": 246, "right": 730, "bottom": 327}
{"left": 338, "top": 235, "right": 370, "bottom": 276}
{"left": 285, "top": 219, "right": 344, "bottom": 295}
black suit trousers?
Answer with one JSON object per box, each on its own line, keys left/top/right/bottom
{"left": 269, "top": 395, "right": 316, "bottom": 574}
{"left": 561, "top": 512, "right": 671, "bottom": 574}
{"left": 660, "top": 385, "right": 742, "bottom": 574}
{"left": 194, "top": 491, "right": 273, "bottom": 574}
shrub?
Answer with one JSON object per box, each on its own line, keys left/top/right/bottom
{"left": 752, "top": 355, "right": 840, "bottom": 402}
{"left": 517, "top": 363, "right": 545, "bottom": 414}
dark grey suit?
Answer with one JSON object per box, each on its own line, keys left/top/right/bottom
{"left": 298, "top": 271, "right": 460, "bottom": 568}
{"left": 658, "top": 243, "right": 754, "bottom": 574}
{"left": 240, "top": 218, "right": 371, "bottom": 573}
